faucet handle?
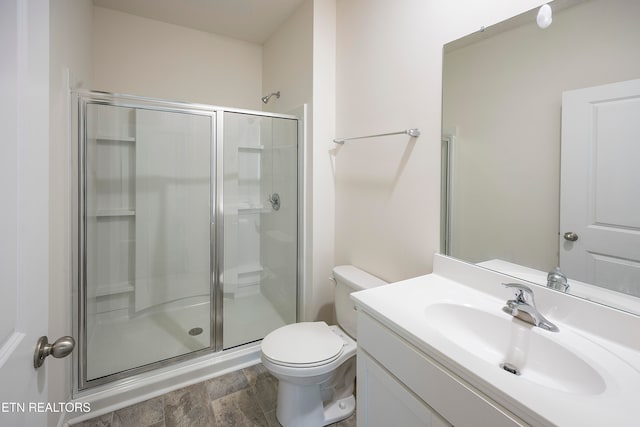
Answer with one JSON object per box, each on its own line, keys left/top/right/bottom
{"left": 547, "top": 267, "right": 570, "bottom": 292}
{"left": 503, "top": 299, "right": 520, "bottom": 316}
{"left": 502, "top": 282, "right": 534, "bottom": 304}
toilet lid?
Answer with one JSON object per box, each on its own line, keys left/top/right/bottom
{"left": 261, "top": 322, "right": 344, "bottom": 366}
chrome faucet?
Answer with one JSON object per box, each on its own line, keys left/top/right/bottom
{"left": 502, "top": 283, "right": 559, "bottom": 332}
{"left": 547, "top": 267, "right": 570, "bottom": 292}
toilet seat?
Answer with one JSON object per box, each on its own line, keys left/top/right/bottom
{"left": 261, "top": 322, "right": 344, "bottom": 368}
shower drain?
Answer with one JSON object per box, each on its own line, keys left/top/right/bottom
{"left": 188, "top": 327, "right": 204, "bottom": 336}
{"left": 500, "top": 362, "right": 521, "bottom": 376}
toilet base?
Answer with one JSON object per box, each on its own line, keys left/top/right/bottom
{"left": 276, "top": 379, "right": 355, "bottom": 427}
{"left": 323, "top": 394, "right": 355, "bottom": 425}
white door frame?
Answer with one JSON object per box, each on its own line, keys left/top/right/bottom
{"left": 0, "top": 0, "right": 50, "bottom": 425}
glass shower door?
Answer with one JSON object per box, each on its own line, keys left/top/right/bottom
{"left": 81, "top": 101, "right": 214, "bottom": 385}
{"left": 222, "top": 112, "right": 298, "bottom": 349}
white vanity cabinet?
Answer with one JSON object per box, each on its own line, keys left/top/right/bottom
{"left": 357, "top": 349, "right": 451, "bottom": 427}
{"left": 356, "top": 310, "right": 526, "bottom": 427}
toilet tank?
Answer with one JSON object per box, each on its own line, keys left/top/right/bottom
{"left": 333, "top": 265, "right": 388, "bottom": 338}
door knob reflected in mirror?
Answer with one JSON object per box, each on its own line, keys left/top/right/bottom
{"left": 33, "top": 335, "right": 75, "bottom": 369}
{"left": 563, "top": 231, "right": 579, "bottom": 242}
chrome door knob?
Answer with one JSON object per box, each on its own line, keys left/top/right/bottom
{"left": 33, "top": 335, "right": 75, "bottom": 369}
{"left": 563, "top": 231, "right": 579, "bottom": 242}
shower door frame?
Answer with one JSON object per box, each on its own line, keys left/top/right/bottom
{"left": 71, "top": 90, "right": 303, "bottom": 393}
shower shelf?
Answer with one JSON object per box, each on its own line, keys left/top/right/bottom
{"left": 237, "top": 205, "right": 264, "bottom": 214}
{"left": 238, "top": 145, "right": 264, "bottom": 152}
{"left": 95, "top": 135, "right": 136, "bottom": 143}
{"left": 237, "top": 264, "right": 263, "bottom": 275}
{"left": 95, "top": 282, "right": 135, "bottom": 297}
{"left": 96, "top": 209, "right": 136, "bottom": 217}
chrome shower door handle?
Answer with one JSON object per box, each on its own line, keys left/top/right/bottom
{"left": 563, "top": 231, "right": 579, "bottom": 242}
{"left": 33, "top": 335, "right": 75, "bottom": 369}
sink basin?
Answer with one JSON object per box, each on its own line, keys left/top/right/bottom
{"left": 423, "top": 303, "right": 606, "bottom": 395}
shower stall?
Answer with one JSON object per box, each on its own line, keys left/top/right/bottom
{"left": 72, "top": 91, "right": 300, "bottom": 391}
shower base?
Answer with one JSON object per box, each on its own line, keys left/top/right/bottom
{"left": 87, "top": 292, "right": 286, "bottom": 381}
{"left": 68, "top": 341, "right": 261, "bottom": 426}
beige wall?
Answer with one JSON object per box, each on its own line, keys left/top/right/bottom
{"left": 49, "top": 0, "right": 93, "bottom": 424}
{"left": 309, "top": 0, "right": 337, "bottom": 322}
{"left": 443, "top": 0, "right": 640, "bottom": 271}
{"left": 92, "top": 7, "right": 263, "bottom": 110}
{"left": 262, "top": 0, "right": 313, "bottom": 115}
{"left": 334, "top": 0, "right": 546, "bottom": 282}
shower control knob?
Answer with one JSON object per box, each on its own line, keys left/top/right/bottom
{"left": 33, "top": 335, "right": 75, "bottom": 369}
{"left": 268, "top": 193, "right": 281, "bottom": 211}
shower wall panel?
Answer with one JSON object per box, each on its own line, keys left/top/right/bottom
{"left": 223, "top": 113, "right": 265, "bottom": 298}
{"left": 85, "top": 104, "right": 137, "bottom": 340}
{"left": 134, "top": 110, "right": 211, "bottom": 311}
{"left": 222, "top": 112, "right": 298, "bottom": 349}
{"left": 261, "top": 118, "right": 298, "bottom": 324}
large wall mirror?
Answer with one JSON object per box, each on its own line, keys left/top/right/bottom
{"left": 441, "top": 0, "right": 640, "bottom": 315}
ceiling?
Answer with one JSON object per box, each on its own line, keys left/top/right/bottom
{"left": 93, "top": 0, "right": 307, "bottom": 44}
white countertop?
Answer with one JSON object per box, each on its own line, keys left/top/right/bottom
{"left": 352, "top": 255, "right": 640, "bottom": 426}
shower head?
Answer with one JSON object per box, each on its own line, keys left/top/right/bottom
{"left": 261, "top": 91, "right": 280, "bottom": 104}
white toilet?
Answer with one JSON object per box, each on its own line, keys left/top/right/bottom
{"left": 261, "top": 265, "right": 387, "bottom": 427}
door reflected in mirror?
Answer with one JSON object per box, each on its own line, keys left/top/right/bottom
{"left": 441, "top": 0, "right": 640, "bottom": 314}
